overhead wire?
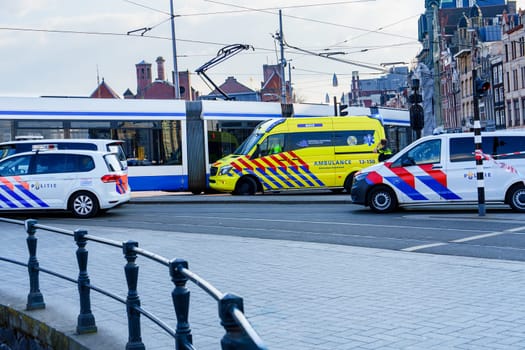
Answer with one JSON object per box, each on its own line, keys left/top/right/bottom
{"left": 3, "top": 0, "right": 420, "bottom": 97}
{"left": 203, "top": 0, "right": 416, "bottom": 41}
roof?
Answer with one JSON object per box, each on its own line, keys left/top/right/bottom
{"left": 440, "top": 5, "right": 509, "bottom": 35}
{"left": 89, "top": 79, "right": 120, "bottom": 99}
{"left": 209, "top": 76, "right": 254, "bottom": 95}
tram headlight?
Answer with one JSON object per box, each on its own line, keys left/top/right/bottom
{"left": 219, "top": 165, "right": 233, "bottom": 175}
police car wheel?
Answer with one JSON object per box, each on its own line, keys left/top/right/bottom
{"left": 233, "top": 177, "right": 257, "bottom": 195}
{"left": 69, "top": 191, "right": 100, "bottom": 218}
{"left": 369, "top": 186, "right": 397, "bottom": 213}
{"left": 508, "top": 186, "right": 525, "bottom": 213}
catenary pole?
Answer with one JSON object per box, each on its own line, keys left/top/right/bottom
{"left": 279, "top": 10, "right": 286, "bottom": 103}
{"left": 170, "top": 0, "right": 181, "bottom": 99}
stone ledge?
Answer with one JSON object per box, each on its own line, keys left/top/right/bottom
{"left": 0, "top": 304, "right": 87, "bottom": 350}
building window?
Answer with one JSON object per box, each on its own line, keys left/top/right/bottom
{"left": 514, "top": 69, "right": 519, "bottom": 90}
{"left": 516, "top": 98, "right": 525, "bottom": 125}
{"left": 508, "top": 101, "right": 513, "bottom": 127}
{"left": 514, "top": 99, "right": 520, "bottom": 126}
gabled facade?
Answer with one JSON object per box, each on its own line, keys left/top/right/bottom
{"left": 200, "top": 76, "right": 259, "bottom": 101}
{"left": 502, "top": 9, "right": 525, "bottom": 128}
{"left": 430, "top": 0, "right": 518, "bottom": 131}
{"left": 260, "top": 64, "right": 292, "bottom": 103}
{"left": 90, "top": 78, "right": 120, "bottom": 99}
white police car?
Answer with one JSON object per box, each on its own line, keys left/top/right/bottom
{"left": 351, "top": 131, "right": 525, "bottom": 213}
{"left": 0, "top": 148, "right": 130, "bottom": 218}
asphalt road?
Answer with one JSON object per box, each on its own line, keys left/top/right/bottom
{"left": 9, "top": 196, "right": 525, "bottom": 262}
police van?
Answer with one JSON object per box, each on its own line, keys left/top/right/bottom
{"left": 0, "top": 139, "right": 127, "bottom": 170}
{"left": 209, "top": 115, "right": 387, "bottom": 195}
{"left": 351, "top": 131, "right": 525, "bottom": 212}
{"left": 0, "top": 148, "right": 130, "bottom": 218}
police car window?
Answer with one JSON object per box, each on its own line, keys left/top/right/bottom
{"left": 450, "top": 137, "right": 475, "bottom": 162}
{"left": 108, "top": 144, "right": 127, "bottom": 162}
{"left": 104, "top": 154, "right": 123, "bottom": 172}
{"left": 0, "top": 155, "right": 31, "bottom": 176}
{"left": 450, "top": 136, "right": 525, "bottom": 162}
{"left": 34, "top": 154, "right": 95, "bottom": 174}
{"left": 404, "top": 139, "right": 441, "bottom": 165}
{"left": 488, "top": 136, "right": 525, "bottom": 160}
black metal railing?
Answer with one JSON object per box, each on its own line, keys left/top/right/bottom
{"left": 0, "top": 217, "right": 267, "bottom": 350}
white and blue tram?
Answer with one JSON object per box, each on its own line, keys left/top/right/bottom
{"left": 0, "top": 97, "right": 410, "bottom": 193}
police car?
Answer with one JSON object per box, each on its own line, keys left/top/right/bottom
{"left": 351, "top": 131, "right": 525, "bottom": 213}
{"left": 0, "top": 147, "right": 130, "bottom": 218}
{"left": 0, "top": 138, "right": 128, "bottom": 170}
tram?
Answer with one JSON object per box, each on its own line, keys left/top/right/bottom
{"left": 0, "top": 97, "right": 410, "bottom": 193}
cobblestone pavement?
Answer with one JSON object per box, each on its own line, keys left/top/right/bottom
{"left": 2, "top": 194, "right": 525, "bottom": 349}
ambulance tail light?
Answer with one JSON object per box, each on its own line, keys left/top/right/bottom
{"left": 101, "top": 174, "right": 122, "bottom": 183}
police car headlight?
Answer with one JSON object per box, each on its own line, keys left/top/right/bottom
{"left": 219, "top": 165, "right": 233, "bottom": 175}
{"left": 354, "top": 171, "right": 368, "bottom": 181}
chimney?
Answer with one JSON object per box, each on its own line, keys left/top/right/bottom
{"left": 136, "top": 60, "right": 152, "bottom": 96}
{"left": 156, "top": 56, "right": 165, "bottom": 81}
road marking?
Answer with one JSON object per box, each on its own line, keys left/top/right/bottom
{"left": 401, "top": 243, "right": 448, "bottom": 252}
{"left": 506, "top": 225, "right": 525, "bottom": 233}
{"left": 451, "top": 231, "right": 507, "bottom": 243}
{"left": 402, "top": 225, "right": 525, "bottom": 252}
{"left": 171, "top": 215, "right": 487, "bottom": 233}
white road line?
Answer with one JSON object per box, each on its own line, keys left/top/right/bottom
{"left": 171, "top": 215, "right": 487, "bottom": 233}
{"left": 401, "top": 243, "right": 448, "bottom": 252}
{"left": 403, "top": 225, "right": 525, "bottom": 252}
{"left": 506, "top": 225, "right": 525, "bottom": 233}
{"left": 451, "top": 231, "right": 506, "bottom": 243}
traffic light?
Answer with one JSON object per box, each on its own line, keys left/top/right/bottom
{"left": 409, "top": 104, "right": 424, "bottom": 131}
{"left": 339, "top": 103, "right": 348, "bottom": 116}
{"left": 475, "top": 78, "right": 491, "bottom": 98}
{"left": 408, "top": 93, "right": 423, "bottom": 104}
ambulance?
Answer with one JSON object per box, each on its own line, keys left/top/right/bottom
{"left": 209, "top": 115, "right": 387, "bottom": 195}
{"left": 351, "top": 131, "right": 525, "bottom": 213}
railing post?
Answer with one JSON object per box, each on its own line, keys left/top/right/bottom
{"left": 123, "top": 240, "right": 145, "bottom": 350}
{"left": 24, "top": 219, "right": 45, "bottom": 310}
{"left": 74, "top": 229, "right": 97, "bottom": 334}
{"left": 169, "top": 259, "right": 193, "bottom": 350}
{"left": 219, "top": 293, "right": 257, "bottom": 350}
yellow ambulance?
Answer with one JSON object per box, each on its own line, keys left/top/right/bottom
{"left": 209, "top": 115, "right": 388, "bottom": 195}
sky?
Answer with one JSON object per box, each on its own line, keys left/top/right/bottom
{"left": 1, "top": 0, "right": 524, "bottom": 104}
